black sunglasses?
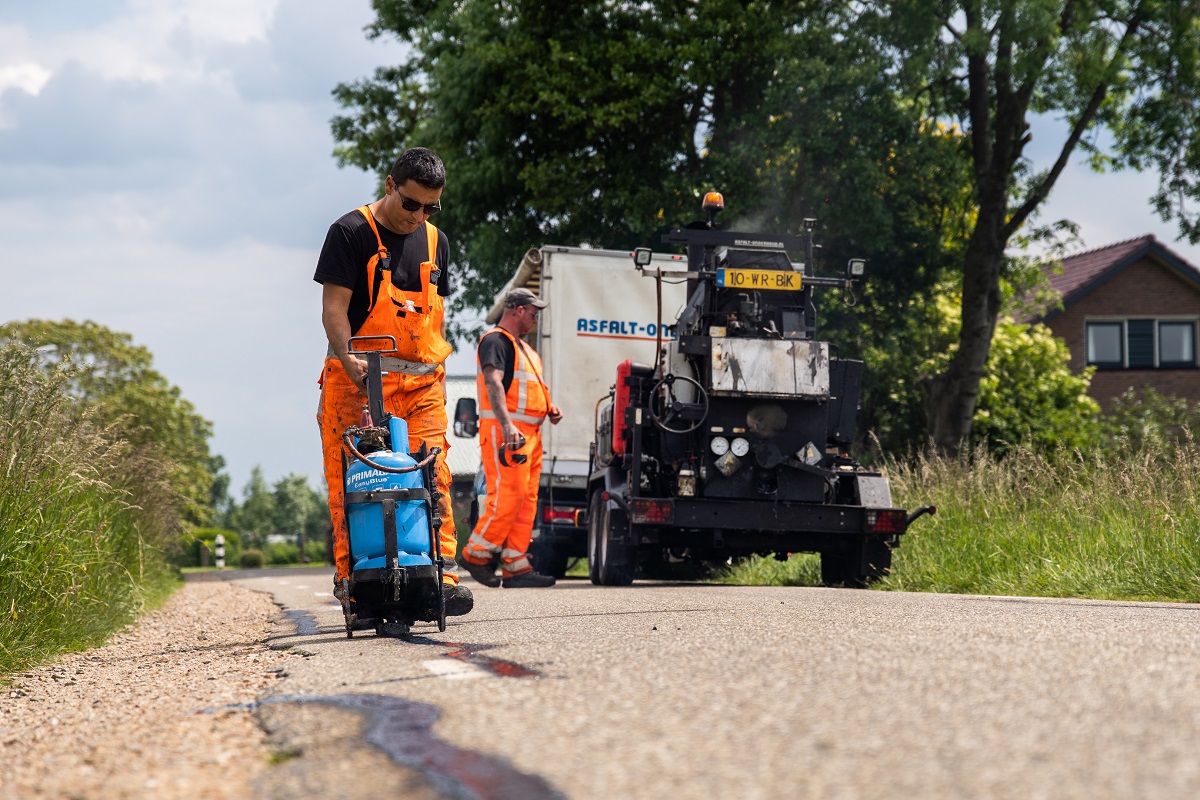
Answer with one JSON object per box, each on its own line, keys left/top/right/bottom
{"left": 395, "top": 189, "right": 441, "bottom": 216}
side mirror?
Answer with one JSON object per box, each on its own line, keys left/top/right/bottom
{"left": 847, "top": 259, "right": 866, "bottom": 279}
{"left": 633, "top": 247, "right": 653, "bottom": 270}
{"left": 453, "top": 397, "right": 478, "bottom": 438}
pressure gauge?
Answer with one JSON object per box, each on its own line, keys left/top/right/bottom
{"left": 730, "top": 437, "right": 750, "bottom": 457}
{"left": 710, "top": 436, "right": 730, "bottom": 456}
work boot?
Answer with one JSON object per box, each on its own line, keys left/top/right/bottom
{"left": 443, "top": 583, "right": 474, "bottom": 616}
{"left": 457, "top": 554, "right": 502, "bottom": 588}
{"left": 502, "top": 570, "right": 556, "bottom": 588}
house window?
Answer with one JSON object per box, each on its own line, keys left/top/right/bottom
{"left": 1086, "top": 322, "right": 1123, "bottom": 368}
{"left": 1086, "top": 319, "right": 1198, "bottom": 369}
{"left": 1159, "top": 321, "right": 1196, "bottom": 367}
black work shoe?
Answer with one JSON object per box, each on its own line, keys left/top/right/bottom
{"left": 502, "top": 570, "right": 556, "bottom": 588}
{"left": 443, "top": 583, "right": 474, "bottom": 616}
{"left": 457, "top": 555, "right": 501, "bottom": 588}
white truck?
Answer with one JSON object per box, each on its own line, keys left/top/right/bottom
{"left": 452, "top": 245, "right": 688, "bottom": 576}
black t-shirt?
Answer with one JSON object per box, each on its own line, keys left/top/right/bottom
{"left": 477, "top": 330, "right": 517, "bottom": 393}
{"left": 313, "top": 208, "right": 451, "bottom": 333}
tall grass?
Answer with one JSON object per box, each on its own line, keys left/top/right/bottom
{"left": 0, "top": 345, "right": 182, "bottom": 674}
{"left": 883, "top": 444, "right": 1200, "bottom": 601}
{"left": 717, "top": 443, "right": 1200, "bottom": 602}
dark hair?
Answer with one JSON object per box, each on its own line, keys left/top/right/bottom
{"left": 390, "top": 147, "right": 445, "bottom": 190}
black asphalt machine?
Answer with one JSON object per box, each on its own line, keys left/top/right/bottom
{"left": 336, "top": 335, "right": 446, "bottom": 638}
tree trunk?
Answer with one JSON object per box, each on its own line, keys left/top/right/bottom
{"left": 928, "top": 201, "right": 1007, "bottom": 455}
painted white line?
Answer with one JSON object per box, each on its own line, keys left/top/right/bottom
{"left": 295, "top": 585, "right": 309, "bottom": 589}
{"left": 314, "top": 592, "right": 332, "bottom": 597}
{"left": 421, "top": 659, "right": 487, "bottom": 680}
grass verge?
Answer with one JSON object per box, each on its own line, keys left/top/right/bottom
{"left": 716, "top": 444, "right": 1200, "bottom": 603}
{"left": 0, "top": 345, "right": 185, "bottom": 675}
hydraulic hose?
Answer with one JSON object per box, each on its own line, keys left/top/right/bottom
{"left": 341, "top": 428, "right": 441, "bottom": 474}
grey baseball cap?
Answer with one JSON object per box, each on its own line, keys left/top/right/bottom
{"left": 504, "top": 287, "right": 548, "bottom": 309}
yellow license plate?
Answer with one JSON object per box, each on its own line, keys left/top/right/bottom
{"left": 716, "top": 268, "right": 801, "bottom": 291}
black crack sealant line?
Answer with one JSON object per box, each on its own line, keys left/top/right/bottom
{"left": 280, "top": 693, "right": 564, "bottom": 800}
{"left": 240, "top": 693, "right": 564, "bottom": 800}
{"left": 244, "top": 607, "right": 560, "bottom": 798}
{"left": 277, "top": 608, "right": 545, "bottom": 679}
{"left": 282, "top": 608, "right": 322, "bottom": 637}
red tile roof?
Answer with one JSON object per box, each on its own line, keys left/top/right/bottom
{"left": 1048, "top": 235, "right": 1158, "bottom": 299}
{"left": 1040, "top": 235, "right": 1200, "bottom": 320}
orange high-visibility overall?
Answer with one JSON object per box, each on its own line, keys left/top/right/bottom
{"left": 317, "top": 206, "right": 457, "bottom": 585}
{"left": 461, "top": 326, "right": 551, "bottom": 577}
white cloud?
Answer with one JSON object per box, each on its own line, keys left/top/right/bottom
{"left": 0, "top": 62, "right": 51, "bottom": 95}
{"left": 0, "top": 0, "right": 405, "bottom": 492}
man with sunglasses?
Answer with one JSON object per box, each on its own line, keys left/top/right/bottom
{"left": 459, "top": 287, "right": 564, "bottom": 588}
{"left": 313, "top": 147, "right": 473, "bottom": 617}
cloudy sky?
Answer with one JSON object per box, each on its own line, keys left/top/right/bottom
{"left": 2, "top": 1, "right": 1198, "bottom": 497}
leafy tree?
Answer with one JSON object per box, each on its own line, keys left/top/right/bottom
{"left": 870, "top": 1, "right": 1200, "bottom": 453}
{"left": 226, "top": 468, "right": 329, "bottom": 550}
{"left": 0, "top": 319, "right": 215, "bottom": 524}
{"left": 272, "top": 473, "right": 329, "bottom": 539}
{"left": 331, "top": 0, "right": 968, "bottom": 338}
{"left": 230, "top": 466, "right": 277, "bottom": 549}
{"left": 331, "top": 1, "right": 982, "bottom": 449}
{"left": 208, "top": 453, "right": 235, "bottom": 528}
{"left": 920, "top": 287, "right": 1100, "bottom": 454}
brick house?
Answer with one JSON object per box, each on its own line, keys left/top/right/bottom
{"left": 1037, "top": 235, "right": 1200, "bottom": 409}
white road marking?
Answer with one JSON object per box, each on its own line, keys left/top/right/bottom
{"left": 314, "top": 592, "right": 332, "bottom": 597}
{"left": 421, "top": 659, "right": 487, "bottom": 680}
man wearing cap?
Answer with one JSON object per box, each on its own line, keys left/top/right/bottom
{"left": 458, "top": 287, "right": 563, "bottom": 588}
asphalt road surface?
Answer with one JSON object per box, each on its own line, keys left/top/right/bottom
{"left": 235, "top": 568, "right": 1200, "bottom": 799}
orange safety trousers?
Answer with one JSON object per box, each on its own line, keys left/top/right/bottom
{"left": 318, "top": 365, "right": 458, "bottom": 585}
{"left": 462, "top": 417, "right": 543, "bottom": 577}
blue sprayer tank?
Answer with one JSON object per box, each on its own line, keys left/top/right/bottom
{"left": 345, "top": 416, "right": 434, "bottom": 572}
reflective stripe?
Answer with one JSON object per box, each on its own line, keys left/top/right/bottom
{"left": 500, "top": 548, "right": 525, "bottom": 559}
{"left": 501, "top": 556, "right": 532, "bottom": 575}
{"left": 479, "top": 409, "right": 545, "bottom": 426}
{"left": 466, "top": 532, "right": 501, "bottom": 555}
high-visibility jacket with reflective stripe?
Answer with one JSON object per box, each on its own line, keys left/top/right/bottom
{"left": 476, "top": 326, "right": 550, "bottom": 425}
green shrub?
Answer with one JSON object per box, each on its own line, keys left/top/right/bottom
{"left": 181, "top": 527, "right": 242, "bottom": 568}
{"left": 239, "top": 549, "right": 265, "bottom": 569}
{"left": 265, "top": 541, "right": 300, "bottom": 565}
{"left": 304, "top": 539, "right": 327, "bottom": 564}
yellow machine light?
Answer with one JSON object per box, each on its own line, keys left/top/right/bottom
{"left": 702, "top": 191, "right": 725, "bottom": 211}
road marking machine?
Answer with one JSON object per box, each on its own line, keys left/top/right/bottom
{"left": 337, "top": 335, "right": 446, "bottom": 638}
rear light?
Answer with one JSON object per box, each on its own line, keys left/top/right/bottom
{"left": 542, "top": 505, "right": 583, "bottom": 526}
{"left": 612, "top": 359, "right": 634, "bottom": 457}
{"left": 630, "top": 499, "right": 673, "bottom": 524}
{"left": 865, "top": 509, "right": 906, "bottom": 533}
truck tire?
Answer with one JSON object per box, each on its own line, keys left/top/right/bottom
{"left": 588, "top": 489, "right": 634, "bottom": 586}
{"left": 820, "top": 536, "right": 892, "bottom": 588}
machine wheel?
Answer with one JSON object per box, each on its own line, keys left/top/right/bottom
{"left": 376, "top": 620, "right": 412, "bottom": 638}
{"left": 588, "top": 489, "right": 634, "bottom": 586}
